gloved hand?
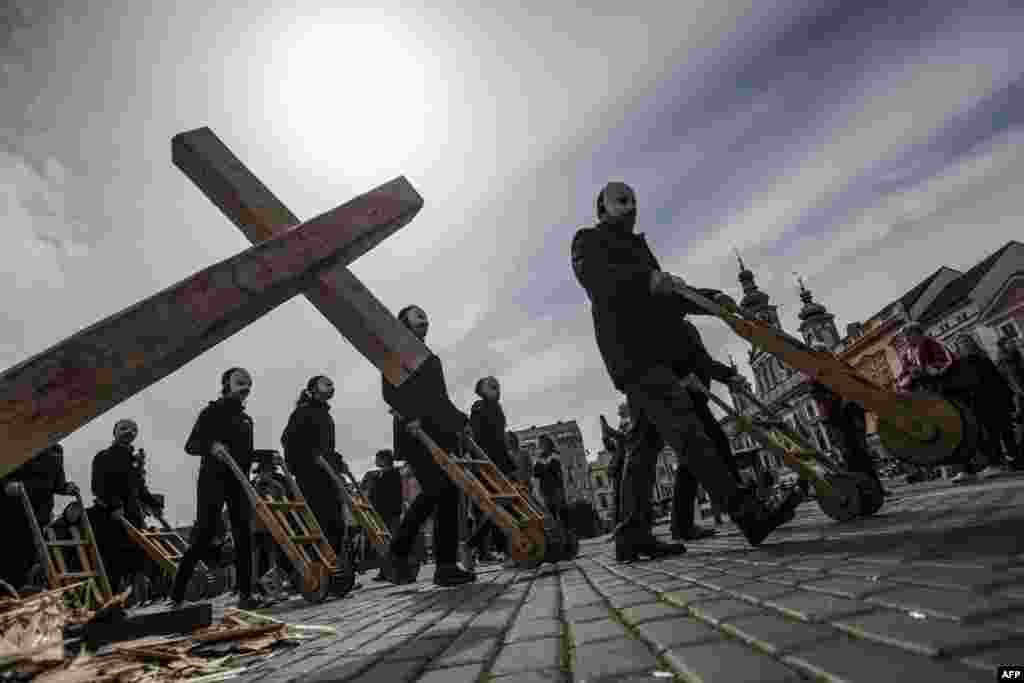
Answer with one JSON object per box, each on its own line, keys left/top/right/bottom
{"left": 62, "top": 482, "right": 81, "bottom": 497}
{"left": 714, "top": 293, "right": 738, "bottom": 310}
{"left": 210, "top": 442, "right": 230, "bottom": 462}
{"left": 404, "top": 419, "right": 422, "bottom": 435}
{"left": 3, "top": 482, "right": 20, "bottom": 497}
{"left": 649, "top": 270, "right": 676, "bottom": 295}
{"left": 111, "top": 508, "right": 125, "bottom": 522}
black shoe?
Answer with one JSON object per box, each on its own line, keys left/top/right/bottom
{"left": 730, "top": 487, "right": 803, "bottom": 547}
{"left": 674, "top": 526, "right": 718, "bottom": 541}
{"left": 236, "top": 595, "right": 267, "bottom": 611}
{"left": 433, "top": 565, "right": 476, "bottom": 587}
{"left": 384, "top": 551, "right": 418, "bottom": 585}
{"left": 614, "top": 532, "right": 686, "bottom": 563}
{"left": 372, "top": 573, "right": 389, "bottom": 582}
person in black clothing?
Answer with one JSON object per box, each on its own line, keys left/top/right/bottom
{"left": 170, "top": 368, "right": 262, "bottom": 609}
{"left": 533, "top": 435, "right": 568, "bottom": 525}
{"left": 90, "top": 419, "right": 164, "bottom": 593}
{"left": 2, "top": 444, "right": 78, "bottom": 589}
{"left": 467, "top": 376, "right": 514, "bottom": 561}
{"left": 670, "top": 318, "right": 748, "bottom": 542}
{"left": 806, "top": 343, "right": 886, "bottom": 489}
{"left": 281, "top": 375, "right": 353, "bottom": 558}
{"left": 948, "top": 335, "right": 1018, "bottom": 479}
{"left": 571, "top": 181, "right": 801, "bottom": 561}
{"left": 364, "top": 449, "right": 404, "bottom": 581}
{"left": 383, "top": 305, "right": 476, "bottom": 587}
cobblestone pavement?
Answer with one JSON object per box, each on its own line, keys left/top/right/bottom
{"left": 203, "top": 474, "right": 1024, "bottom": 682}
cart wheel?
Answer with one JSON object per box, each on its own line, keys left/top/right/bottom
{"left": 299, "top": 562, "right": 333, "bottom": 604}
{"left": 856, "top": 475, "right": 886, "bottom": 517}
{"left": 816, "top": 474, "right": 864, "bottom": 522}
{"left": 330, "top": 555, "right": 357, "bottom": 599}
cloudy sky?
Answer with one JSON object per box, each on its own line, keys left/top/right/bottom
{"left": 4, "top": 1, "right": 1024, "bottom": 525}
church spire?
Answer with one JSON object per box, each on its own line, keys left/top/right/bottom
{"left": 794, "top": 273, "right": 839, "bottom": 347}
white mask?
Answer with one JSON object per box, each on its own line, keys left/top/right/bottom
{"left": 599, "top": 182, "right": 636, "bottom": 220}
{"left": 314, "top": 376, "right": 335, "bottom": 401}
{"left": 227, "top": 368, "right": 253, "bottom": 400}
{"left": 114, "top": 419, "right": 139, "bottom": 443}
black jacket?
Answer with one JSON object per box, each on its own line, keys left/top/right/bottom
{"left": 383, "top": 355, "right": 468, "bottom": 494}
{"left": 91, "top": 442, "right": 160, "bottom": 526}
{"left": 281, "top": 400, "right": 338, "bottom": 478}
{"left": 364, "top": 467, "right": 403, "bottom": 520}
{"left": 675, "top": 319, "right": 736, "bottom": 395}
{"left": 4, "top": 448, "right": 68, "bottom": 524}
{"left": 533, "top": 456, "right": 565, "bottom": 505}
{"left": 185, "top": 397, "right": 255, "bottom": 474}
{"left": 470, "top": 398, "right": 515, "bottom": 475}
{"left": 571, "top": 224, "right": 724, "bottom": 391}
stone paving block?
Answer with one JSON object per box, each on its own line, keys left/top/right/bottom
{"left": 685, "top": 573, "right": 755, "bottom": 592}
{"left": 353, "top": 633, "right": 410, "bottom": 656}
{"left": 723, "top": 581, "right": 797, "bottom": 605}
{"left": 490, "top": 637, "right": 564, "bottom": 676}
{"left": 434, "top": 635, "right": 501, "bottom": 670}
{"left": 721, "top": 613, "right": 837, "bottom": 655}
{"left": 619, "top": 601, "right": 687, "bottom": 625}
{"left": 571, "top": 637, "right": 660, "bottom": 681}
{"left": 293, "top": 657, "right": 370, "bottom": 682}
{"left": 800, "top": 576, "right": 890, "bottom": 600}
{"left": 883, "top": 565, "right": 1022, "bottom": 591}
{"left": 865, "top": 585, "right": 1023, "bottom": 621}
{"left": 492, "top": 668, "right": 565, "bottom": 682}
{"left": 569, "top": 618, "right": 629, "bottom": 647}
{"left": 959, "top": 637, "right": 1024, "bottom": 672}
{"left": 389, "top": 634, "right": 458, "bottom": 662}
{"left": 603, "top": 589, "right": 658, "bottom": 609}
{"left": 765, "top": 590, "right": 875, "bottom": 623}
{"left": 757, "top": 569, "right": 823, "bottom": 587}
{"left": 833, "top": 609, "right": 1015, "bottom": 657}
{"left": 828, "top": 562, "right": 893, "bottom": 580}
{"left": 340, "top": 657, "right": 427, "bottom": 683}
{"left": 717, "top": 563, "right": 778, "bottom": 579}
{"left": 566, "top": 603, "right": 613, "bottom": 624}
{"left": 664, "top": 637, "right": 804, "bottom": 682}
{"left": 519, "top": 600, "right": 560, "bottom": 622}
{"left": 416, "top": 662, "right": 485, "bottom": 683}
{"left": 506, "top": 617, "right": 562, "bottom": 643}
{"left": 687, "top": 597, "right": 765, "bottom": 625}
{"left": 784, "top": 554, "right": 852, "bottom": 572}
{"left": 470, "top": 607, "right": 520, "bottom": 630}
{"left": 658, "top": 587, "right": 718, "bottom": 608}
{"left": 634, "top": 615, "right": 723, "bottom": 652}
{"left": 783, "top": 634, "right": 991, "bottom": 683}
{"left": 562, "top": 590, "right": 605, "bottom": 609}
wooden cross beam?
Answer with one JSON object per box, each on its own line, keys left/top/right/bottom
{"left": 172, "top": 128, "right": 465, "bottom": 434}
{"left": 0, "top": 169, "right": 423, "bottom": 478}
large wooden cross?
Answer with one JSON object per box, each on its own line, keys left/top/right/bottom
{"left": 172, "top": 128, "right": 553, "bottom": 562}
{"left": 0, "top": 153, "right": 423, "bottom": 478}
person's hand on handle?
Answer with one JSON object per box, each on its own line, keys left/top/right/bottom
{"left": 61, "top": 482, "right": 81, "bottom": 497}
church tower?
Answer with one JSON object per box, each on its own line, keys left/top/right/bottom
{"left": 796, "top": 275, "right": 841, "bottom": 349}
{"left": 736, "top": 252, "right": 791, "bottom": 399}
{"left": 726, "top": 354, "right": 756, "bottom": 415}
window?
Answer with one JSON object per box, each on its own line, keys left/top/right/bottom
{"left": 1000, "top": 322, "right": 1020, "bottom": 340}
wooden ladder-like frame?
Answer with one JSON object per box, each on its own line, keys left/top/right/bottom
{"left": 404, "top": 422, "right": 549, "bottom": 563}
{"left": 218, "top": 454, "right": 337, "bottom": 602}
{"left": 16, "top": 485, "right": 112, "bottom": 607}
{"left": 316, "top": 456, "right": 391, "bottom": 551}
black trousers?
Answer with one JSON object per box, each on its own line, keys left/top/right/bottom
{"left": 671, "top": 393, "right": 739, "bottom": 535}
{"left": 172, "top": 460, "right": 253, "bottom": 601}
{"left": 89, "top": 506, "right": 147, "bottom": 593}
{"left": 621, "top": 366, "right": 741, "bottom": 537}
{"left": 390, "top": 484, "right": 459, "bottom": 565}
{"left": 0, "top": 495, "right": 37, "bottom": 589}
